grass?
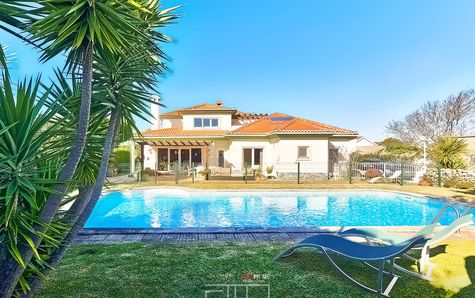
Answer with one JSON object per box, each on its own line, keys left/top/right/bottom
{"left": 110, "top": 179, "right": 475, "bottom": 203}
{"left": 37, "top": 240, "right": 475, "bottom": 298}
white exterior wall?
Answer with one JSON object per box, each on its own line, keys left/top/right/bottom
{"left": 161, "top": 118, "right": 182, "bottom": 129}
{"left": 329, "top": 138, "right": 358, "bottom": 160}
{"left": 274, "top": 138, "right": 329, "bottom": 173}
{"left": 143, "top": 145, "right": 157, "bottom": 170}
{"left": 182, "top": 114, "right": 232, "bottom": 130}
{"left": 226, "top": 139, "right": 275, "bottom": 173}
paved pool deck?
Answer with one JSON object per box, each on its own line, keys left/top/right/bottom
{"left": 75, "top": 226, "right": 475, "bottom": 245}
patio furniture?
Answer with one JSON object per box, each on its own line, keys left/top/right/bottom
{"left": 368, "top": 170, "right": 401, "bottom": 184}
{"left": 339, "top": 214, "right": 474, "bottom": 280}
{"left": 276, "top": 234, "right": 429, "bottom": 297}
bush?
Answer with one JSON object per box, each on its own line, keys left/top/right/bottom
{"left": 266, "top": 166, "right": 274, "bottom": 174}
{"left": 443, "top": 176, "right": 460, "bottom": 188}
{"left": 365, "top": 168, "right": 382, "bottom": 178}
{"left": 418, "top": 175, "right": 433, "bottom": 186}
{"left": 142, "top": 167, "right": 156, "bottom": 176}
{"left": 112, "top": 148, "right": 130, "bottom": 163}
{"left": 456, "top": 181, "right": 474, "bottom": 189}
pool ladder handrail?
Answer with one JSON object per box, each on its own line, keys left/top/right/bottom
{"left": 461, "top": 204, "right": 474, "bottom": 216}
{"left": 430, "top": 203, "right": 460, "bottom": 224}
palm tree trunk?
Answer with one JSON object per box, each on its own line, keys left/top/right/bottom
{"left": 22, "top": 108, "right": 120, "bottom": 297}
{"left": 0, "top": 41, "right": 94, "bottom": 297}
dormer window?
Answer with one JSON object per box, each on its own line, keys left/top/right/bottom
{"left": 194, "top": 117, "right": 219, "bottom": 128}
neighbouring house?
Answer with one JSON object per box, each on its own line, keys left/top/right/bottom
{"left": 459, "top": 136, "right": 475, "bottom": 166}
{"left": 130, "top": 100, "right": 360, "bottom": 179}
{"left": 355, "top": 136, "right": 383, "bottom": 154}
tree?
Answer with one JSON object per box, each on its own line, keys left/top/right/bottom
{"left": 387, "top": 90, "right": 475, "bottom": 144}
{"left": 0, "top": 48, "right": 71, "bottom": 294}
{"left": 12, "top": 1, "right": 179, "bottom": 295}
{"left": 429, "top": 135, "right": 468, "bottom": 169}
{"left": 0, "top": 1, "right": 158, "bottom": 296}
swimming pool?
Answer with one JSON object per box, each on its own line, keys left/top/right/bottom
{"left": 84, "top": 189, "right": 474, "bottom": 228}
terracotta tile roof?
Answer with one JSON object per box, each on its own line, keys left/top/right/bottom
{"left": 141, "top": 128, "right": 226, "bottom": 138}
{"left": 229, "top": 113, "right": 357, "bottom": 135}
{"left": 161, "top": 103, "right": 236, "bottom": 118}
{"left": 233, "top": 111, "right": 268, "bottom": 121}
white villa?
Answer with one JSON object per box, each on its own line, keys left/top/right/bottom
{"left": 131, "top": 100, "right": 360, "bottom": 179}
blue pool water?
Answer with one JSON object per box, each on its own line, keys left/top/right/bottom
{"left": 84, "top": 189, "right": 474, "bottom": 228}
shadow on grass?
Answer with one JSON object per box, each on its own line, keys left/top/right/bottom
{"left": 454, "top": 256, "right": 475, "bottom": 297}
{"left": 429, "top": 244, "right": 448, "bottom": 258}
{"left": 279, "top": 250, "right": 448, "bottom": 297}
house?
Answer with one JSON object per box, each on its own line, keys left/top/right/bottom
{"left": 130, "top": 100, "right": 359, "bottom": 179}
{"left": 355, "top": 136, "right": 383, "bottom": 154}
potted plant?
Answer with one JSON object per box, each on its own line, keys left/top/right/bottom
{"left": 199, "top": 168, "right": 211, "bottom": 181}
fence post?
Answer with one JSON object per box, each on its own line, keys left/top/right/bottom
{"left": 155, "top": 162, "right": 157, "bottom": 185}
{"left": 174, "top": 162, "right": 179, "bottom": 184}
{"left": 297, "top": 162, "right": 301, "bottom": 184}
{"left": 191, "top": 162, "right": 195, "bottom": 184}
{"left": 437, "top": 167, "right": 442, "bottom": 187}
{"left": 400, "top": 162, "right": 404, "bottom": 186}
{"left": 348, "top": 162, "right": 352, "bottom": 184}
{"left": 244, "top": 163, "right": 248, "bottom": 184}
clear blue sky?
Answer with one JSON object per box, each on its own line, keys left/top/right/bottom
{"left": 2, "top": 0, "right": 475, "bottom": 140}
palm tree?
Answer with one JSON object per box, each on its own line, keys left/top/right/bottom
{"left": 0, "top": 1, "right": 153, "bottom": 295}
{"left": 21, "top": 2, "right": 179, "bottom": 293}
{"left": 0, "top": 50, "right": 70, "bottom": 295}
{"left": 429, "top": 135, "right": 468, "bottom": 169}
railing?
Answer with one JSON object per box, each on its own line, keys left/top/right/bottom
{"left": 430, "top": 203, "right": 461, "bottom": 224}
{"left": 461, "top": 204, "right": 475, "bottom": 216}
{"left": 271, "top": 161, "right": 427, "bottom": 183}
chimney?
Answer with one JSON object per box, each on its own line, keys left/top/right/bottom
{"left": 151, "top": 95, "right": 161, "bottom": 130}
{"left": 215, "top": 100, "right": 223, "bottom": 106}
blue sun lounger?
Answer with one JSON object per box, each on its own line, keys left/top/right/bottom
{"left": 339, "top": 214, "right": 474, "bottom": 280}
{"left": 276, "top": 234, "right": 429, "bottom": 297}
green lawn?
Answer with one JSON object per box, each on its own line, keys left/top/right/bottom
{"left": 37, "top": 240, "right": 475, "bottom": 298}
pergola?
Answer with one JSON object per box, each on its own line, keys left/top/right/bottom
{"left": 130, "top": 139, "right": 213, "bottom": 174}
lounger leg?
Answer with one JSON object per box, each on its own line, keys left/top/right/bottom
{"left": 377, "top": 260, "right": 385, "bottom": 296}
{"left": 320, "top": 248, "right": 389, "bottom": 296}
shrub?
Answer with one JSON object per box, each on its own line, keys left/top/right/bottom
{"left": 365, "top": 168, "right": 382, "bottom": 178}
{"left": 112, "top": 148, "right": 130, "bottom": 163}
{"left": 142, "top": 167, "right": 156, "bottom": 176}
{"left": 443, "top": 176, "right": 460, "bottom": 188}
{"left": 418, "top": 175, "right": 433, "bottom": 186}
{"left": 199, "top": 169, "right": 211, "bottom": 176}
{"left": 266, "top": 166, "right": 274, "bottom": 174}
{"left": 456, "top": 181, "right": 474, "bottom": 189}
{"left": 429, "top": 135, "right": 468, "bottom": 169}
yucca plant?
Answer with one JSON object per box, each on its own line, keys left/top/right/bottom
{"left": 0, "top": 53, "right": 71, "bottom": 294}
{"left": 17, "top": 2, "right": 179, "bottom": 295}
{"left": 429, "top": 135, "right": 468, "bottom": 169}
{"left": 0, "top": 1, "right": 160, "bottom": 295}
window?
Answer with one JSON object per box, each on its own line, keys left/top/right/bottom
{"left": 243, "top": 148, "right": 263, "bottom": 167}
{"left": 298, "top": 146, "right": 309, "bottom": 159}
{"left": 194, "top": 118, "right": 219, "bottom": 128}
{"left": 194, "top": 118, "right": 203, "bottom": 127}
{"left": 254, "top": 148, "right": 262, "bottom": 166}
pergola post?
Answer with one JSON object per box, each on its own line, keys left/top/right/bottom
{"left": 129, "top": 140, "right": 135, "bottom": 175}
{"left": 167, "top": 148, "right": 171, "bottom": 171}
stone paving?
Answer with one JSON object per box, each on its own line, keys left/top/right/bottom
{"left": 74, "top": 227, "right": 475, "bottom": 245}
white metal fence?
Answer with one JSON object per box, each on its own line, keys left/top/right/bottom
{"left": 272, "top": 161, "right": 427, "bottom": 183}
